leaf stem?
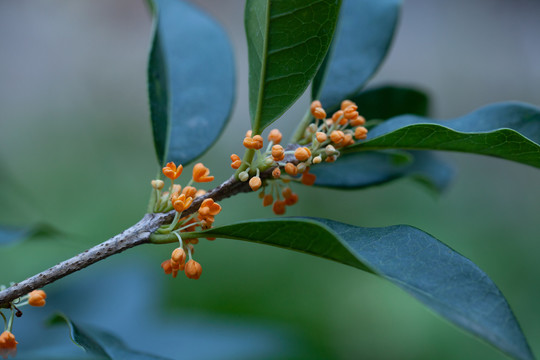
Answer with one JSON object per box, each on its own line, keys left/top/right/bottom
{"left": 290, "top": 109, "right": 312, "bottom": 143}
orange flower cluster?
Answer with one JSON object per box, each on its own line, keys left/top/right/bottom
{"left": 0, "top": 288, "right": 48, "bottom": 358}
{"left": 310, "top": 100, "right": 368, "bottom": 152}
{"left": 262, "top": 186, "right": 298, "bottom": 215}
{"left": 233, "top": 99, "right": 367, "bottom": 216}
{"left": 161, "top": 247, "right": 203, "bottom": 280}
{"left": 155, "top": 161, "right": 223, "bottom": 280}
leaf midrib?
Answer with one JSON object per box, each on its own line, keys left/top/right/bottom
{"left": 252, "top": 0, "right": 271, "bottom": 134}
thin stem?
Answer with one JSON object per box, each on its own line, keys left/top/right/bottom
{"left": 7, "top": 305, "right": 14, "bottom": 332}
{"left": 1, "top": 311, "right": 7, "bottom": 330}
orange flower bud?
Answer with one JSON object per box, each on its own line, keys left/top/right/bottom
{"left": 249, "top": 176, "right": 262, "bottom": 191}
{"left": 268, "top": 129, "right": 282, "bottom": 144}
{"left": 331, "top": 110, "right": 344, "bottom": 124}
{"left": 330, "top": 130, "right": 345, "bottom": 144}
{"left": 230, "top": 154, "right": 242, "bottom": 169}
{"left": 342, "top": 133, "right": 354, "bottom": 147}
{"left": 272, "top": 167, "right": 281, "bottom": 178}
{"left": 272, "top": 145, "right": 285, "bottom": 161}
{"left": 282, "top": 187, "right": 292, "bottom": 199}
{"left": 185, "top": 259, "right": 202, "bottom": 280}
{"left": 284, "top": 163, "right": 298, "bottom": 176}
{"left": 263, "top": 194, "right": 274, "bottom": 207}
{"left": 182, "top": 186, "right": 197, "bottom": 198}
{"left": 301, "top": 169, "right": 317, "bottom": 186}
{"left": 315, "top": 132, "right": 327, "bottom": 143}
{"left": 162, "top": 162, "right": 183, "bottom": 180}
{"left": 151, "top": 180, "right": 165, "bottom": 190}
{"left": 285, "top": 193, "right": 298, "bottom": 206}
{"left": 171, "top": 248, "right": 186, "bottom": 263}
{"left": 341, "top": 100, "right": 355, "bottom": 110}
{"left": 243, "top": 136, "right": 255, "bottom": 149}
{"left": 312, "top": 107, "right": 326, "bottom": 120}
{"left": 252, "top": 135, "right": 264, "bottom": 150}
{"left": 189, "top": 238, "right": 199, "bottom": 245}
{"left": 206, "top": 237, "right": 216, "bottom": 241}
{"left": 354, "top": 126, "right": 368, "bottom": 140}
{"left": 0, "top": 331, "right": 18, "bottom": 358}
{"left": 310, "top": 100, "right": 322, "bottom": 113}
{"left": 193, "top": 163, "right": 214, "bottom": 183}
{"left": 272, "top": 200, "right": 286, "bottom": 215}
{"left": 313, "top": 155, "right": 322, "bottom": 164}
{"left": 161, "top": 259, "right": 173, "bottom": 275}
{"left": 28, "top": 290, "right": 46, "bottom": 307}
{"left": 294, "top": 147, "right": 311, "bottom": 162}
{"left": 326, "top": 155, "right": 336, "bottom": 162}
{"left": 350, "top": 115, "right": 366, "bottom": 126}
{"left": 344, "top": 105, "right": 359, "bottom": 120}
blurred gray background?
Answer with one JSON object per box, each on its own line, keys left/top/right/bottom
{"left": 1, "top": 0, "right": 539, "bottom": 359}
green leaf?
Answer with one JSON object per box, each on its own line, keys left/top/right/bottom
{"left": 193, "top": 218, "right": 533, "bottom": 360}
{"left": 0, "top": 223, "right": 58, "bottom": 246}
{"left": 352, "top": 85, "right": 429, "bottom": 120}
{"left": 312, "top": 0, "right": 401, "bottom": 108}
{"left": 49, "top": 313, "right": 172, "bottom": 360}
{"left": 310, "top": 150, "right": 453, "bottom": 192}
{"left": 347, "top": 102, "right": 540, "bottom": 168}
{"left": 147, "top": 0, "right": 235, "bottom": 166}
{"left": 245, "top": 0, "right": 341, "bottom": 133}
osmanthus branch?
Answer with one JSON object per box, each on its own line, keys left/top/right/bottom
{"left": 0, "top": 174, "right": 260, "bottom": 308}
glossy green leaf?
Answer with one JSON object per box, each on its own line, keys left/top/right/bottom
{"left": 245, "top": 0, "right": 341, "bottom": 133}
{"left": 0, "top": 223, "right": 58, "bottom": 246}
{"left": 347, "top": 102, "right": 540, "bottom": 168}
{"left": 192, "top": 218, "right": 533, "bottom": 360}
{"left": 49, "top": 313, "right": 171, "bottom": 360}
{"left": 352, "top": 85, "right": 429, "bottom": 120}
{"left": 312, "top": 0, "right": 401, "bottom": 108}
{"left": 310, "top": 150, "right": 453, "bottom": 192}
{"left": 148, "top": 0, "right": 235, "bottom": 166}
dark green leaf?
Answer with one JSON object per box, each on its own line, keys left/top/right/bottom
{"left": 352, "top": 85, "right": 429, "bottom": 120}
{"left": 245, "top": 0, "right": 341, "bottom": 133}
{"left": 312, "top": 0, "right": 401, "bottom": 108}
{"left": 193, "top": 218, "right": 533, "bottom": 360}
{"left": 0, "top": 223, "right": 58, "bottom": 246}
{"left": 347, "top": 102, "right": 540, "bottom": 168}
{"left": 49, "top": 313, "right": 172, "bottom": 360}
{"left": 148, "top": 0, "right": 235, "bottom": 166}
{"left": 311, "top": 150, "right": 453, "bottom": 192}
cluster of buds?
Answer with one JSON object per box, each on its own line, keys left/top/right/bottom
{"left": 0, "top": 287, "right": 47, "bottom": 359}
{"left": 303, "top": 99, "right": 368, "bottom": 161}
{"left": 161, "top": 246, "right": 202, "bottom": 280}
{"left": 232, "top": 99, "right": 368, "bottom": 215}
{"left": 152, "top": 161, "right": 222, "bottom": 280}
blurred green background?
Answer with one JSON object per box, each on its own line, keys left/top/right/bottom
{"left": 1, "top": 0, "right": 539, "bottom": 359}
